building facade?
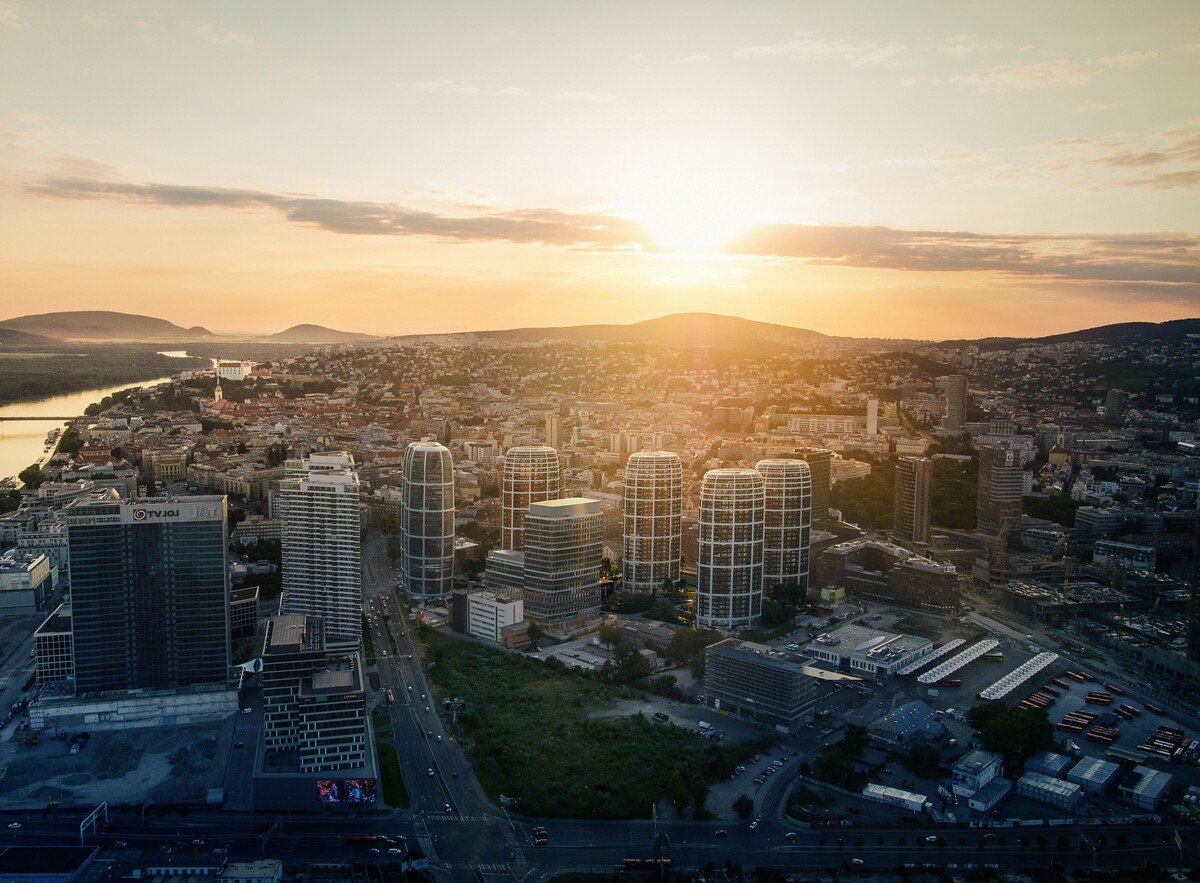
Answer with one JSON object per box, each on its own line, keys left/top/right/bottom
{"left": 977, "top": 445, "right": 1028, "bottom": 538}
{"left": 465, "top": 591, "right": 524, "bottom": 643}
{"left": 791, "top": 448, "right": 831, "bottom": 522}
{"left": 755, "top": 458, "right": 812, "bottom": 596}
{"left": 34, "top": 603, "right": 73, "bottom": 686}
{"left": 696, "top": 468, "right": 765, "bottom": 631}
{"left": 499, "top": 446, "right": 561, "bottom": 551}
{"left": 278, "top": 453, "right": 361, "bottom": 648}
{"left": 704, "top": 638, "right": 816, "bottom": 732}
{"left": 65, "top": 492, "right": 230, "bottom": 694}
{"left": 944, "top": 375, "right": 968, "bottom": 431}
{"left": 621, "top": 451, "right": 683, "bottom": 592}
{"left": 400, "top": 441, "right": 456, "bottom": 599}
{"left": 261, "top": 615, "right": 368, "bottom": 774}
{"left": 893, "top": 456, "right": 933, "bottom": 546}
{"left": 522, "top": 498, "right": 603, "bottom": 625}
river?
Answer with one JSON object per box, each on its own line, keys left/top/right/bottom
{"left": 0, "top": 376, "right": 176, "bottom": 484}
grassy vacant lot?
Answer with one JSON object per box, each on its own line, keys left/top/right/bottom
{"left": 375, "top": 742, "right": 408, "bottom": 809}
{"left": 418, "top": 629, "right": 747, "bottom": 819}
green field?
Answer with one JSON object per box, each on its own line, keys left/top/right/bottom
{"left": 375, "top": 742, "right": 408, "bottom": 809}
{"left": 417, "top": 629, "right": 747, "bottom": 819}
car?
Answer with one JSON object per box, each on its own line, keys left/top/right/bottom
{"left": 115, "top": 841, "right": 127, "bottom": 847}
{"left": 240, "top": 707, "right": 252, "bottom": 715}
{"left": 388, "top": 847, "right": 403, "bottom": 855}
{"left": 444, "top": 803, "right": 452, "bottom": 812}
{"left": 714, "top": 829, "right": 728, "bottom": 837}
{"left": 925, "top": 835, "right": 939, "bottom": 843}
{"left": 6, "top": 823, "right": 20, "bottom": 829}
{"left": 851, "top": 858, "right": 865, "bottom": 866}
{"left": 983, "top": 833, "right": 996, "bottom": 840}
{"left": 436, "top": 735, "right": 442, "bottom": 742}
{"left": 367, "top": 847, "right": 380, "bottom": 854}
{"left": 785, "top": 832, "right": 797, "bottom": 840}
{"left": 755, "top": 814, "right": 763, "bottom": 821}
{"left": 424, "top": 706, "right": 430, "bottom": 713}
{"left": 427, "top": 767, "right": 435, "bottom": 777}
{"left": 736, "top": 765, "right": 747, "bottom": 772}
{"left": 452, "top": 772, "right": 459, "bottom": 779}
{"left": 233, "top": 741, "right": 244, "bottom": 748}
{"left": 427, "top": 730, "right": 433, "bottom": 737}
{"left": 421, "top": 693, "right": 426, "bottom": 700}
{"left": 749, "top": 821, "right": 758, "bottom": 830}
{"left": 192, "top": 839, "right": 204, "bottom": 845}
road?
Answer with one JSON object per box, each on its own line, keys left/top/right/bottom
{"left": 0, "top": 534, "right": 1195, "bottom": 879}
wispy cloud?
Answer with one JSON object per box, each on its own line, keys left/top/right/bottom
{"left": 938, "top": 34, "right": 978, "bottom": 57}
{"left": 191, "top": 22, "right": 256, "bottom": 46}
{"left": 726, "top": 225, "right": 1200, "bottom": 287}
{"left": 549, "top": 91, "right": 617, "bottom": 103}
{"left": 1074, "top": 101, "right": 1118, "bottom": 112}
{"left": 24, "top": 168, "right": 1199, "bottom": 292}
{"left": 26, "top": 174, "right": 649, "bottom": 249}
{"left": 952, "top": 50, "right": 1157, "bottom": 90}
{"left": 411, "top": 80, "right": 527, "bottom": 97}
{"left": 735, "top": 31, "right": 904, "bottom": 66}
{"left": 0, "top": 1, "right": 27, "bottom": 29}
{"left": 1181, "top": 43, "right": 1200, "bottom": 53}
{"left": 1121, "top": 169, "right": 1200, "bottom": 190}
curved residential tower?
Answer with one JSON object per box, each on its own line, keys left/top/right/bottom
{"left": 622, "top": 451, "right": 683, "bottom": 592}
{"left": 401, "top": 441, "right": 456, "bottom": 598}
{"left": 755, "top": 458, "right": 812, "bottom": 595}
{"left": 696, "top": 468, "right": 765, "bottom": 630}
{"left": 500, "top": 445, "right": 561, "bottom": 550}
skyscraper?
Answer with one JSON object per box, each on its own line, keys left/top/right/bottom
{"left": 401, "top": 441, "right": 455, "bottom": 599}
{"left": 545, "top": 414, "right": 562, "bottom": 450}
{"left": 894, "top": 456, "right": 933, "bottom": 546}
{"left": 866, "top": 399, "right": 879, "bottom": 436}
{"left": 523, "top": 498, "right": 603, "bottom": 625}
{"left": 696, "top": 468, "right": 765, "bottom": 631}
{"left": 755, "top": 459, "right": 812, "bottom": 595}
{"left": 621, "top": 451, "right": 683, "bottom": 592}
{"left": 1104, "top": 388, "right": 1127, "bottom": 426}
{"left": 500, "top": 445, "right": 561, "bottom": 550}
{"left": 792, "top": 448, "right": 831, "bottom": 522}
{"left": 976, "top": 445, "right": 1027, "bottom": 538}
{"left": 944, "top": 375, "right": 968, "bottom": 431}
{"left": 279, "top": 452, "right": 362, "bottom": 648}
{"left": 65, "top": 491, "right": 230, "bottom": 694}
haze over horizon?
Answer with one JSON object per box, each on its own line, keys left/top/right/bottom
{"left": 1, "top": 1, "right": 1198, "bottom": 338}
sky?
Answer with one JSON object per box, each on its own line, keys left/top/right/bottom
{"left": 0, "top": 0, "right": 1197, "bottom": 340}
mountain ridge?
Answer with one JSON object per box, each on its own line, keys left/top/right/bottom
{"left": 0, "top": 310, "right": 214, "bottom": 341}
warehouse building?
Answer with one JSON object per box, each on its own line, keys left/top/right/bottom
{"left": 1026, "top": 751, "right": 1074, "bottom": 778}
{"left": 867, "top": 700, "right": 944, "bottom": 750}
{"left": 1066, "top": 757, "right": 1122, "bottom": 794}
{"left": 805, "top": 623, "right": 933, "bottom": 678}
{"left": 1119, "top": 765, "right": 1174, "bottom": 810}
{"left": 1016, "top": 771, "right": 1082, "bottom": 809}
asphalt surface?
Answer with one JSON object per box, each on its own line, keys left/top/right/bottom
{"left": 0, "top": 538, "right": 1196, "bottom": 880}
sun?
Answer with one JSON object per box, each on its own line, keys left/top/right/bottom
{"left": 621, "top": 140, "right": 769, "bottom": 254}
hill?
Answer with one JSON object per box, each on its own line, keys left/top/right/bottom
{"left": 0, "top": 311, "right": 214, "bottom": 341}
{"left": 0, "top": 328, "right": 59, "bottom": 349}
{"left": 458, "top": 312, "right": 830, "bottom": 354}
{"left": 268, "top": 324, "right": 377, "bottom": 343}
{"left": 934, "top": 318, "right": 1200, "bottom": 350}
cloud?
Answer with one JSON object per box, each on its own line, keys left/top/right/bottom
{"left": 0, "top": 1, "right": 26, "bottom": 28}
{"left": 26, "top": 174, "right": 650, "bottom": 248}
{"left": 1122, "top": 169, "right": 1200, "bottom": 189}
{"left": 725, "top": 225, "right": 1200, "bottom": 287}
{"left": 411, "top": 80, "right": 526, "bottom": 97}
{"left": 938, "top": 34, "right": 978, "bottom": 56}
{"left": 735, "top": 31, "right": 904, "bottom": 65}
{"left": 23, "top": 169, "right": 1200, "bottom": 288}
{"left": 1097, "top": 151, "right": 1169, "bottom": 168}
{"left": 549, "top": 91, "right": 617, "bottom": 103}
{"left": 1073, "top": 102, "right": 1118, "bottom": 112}
{"left": 952, "top": 50, "right": 1157, "bottom": 90}
{"left": 1181, "top": 43, "right": 1200, "bottom": 53}
{"left": 193, "top": 22, "right": 256, "bottom": 46}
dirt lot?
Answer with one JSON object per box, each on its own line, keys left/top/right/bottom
{"left": 0, "top": 718, "right": 233, "bottom": 807}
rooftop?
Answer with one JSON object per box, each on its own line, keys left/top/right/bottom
{"left": 528, "top": 497, "right": 600, "bottom": 518}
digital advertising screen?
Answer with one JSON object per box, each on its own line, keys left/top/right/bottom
{"left": 343, "top": 778, "right": 376, "bottom": 804}
{"left": 316, "top": 779, "right": 341, "bottom": 803}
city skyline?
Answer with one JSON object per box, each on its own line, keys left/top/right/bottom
{"left": 1, "top": 1, "right": 1197, "bottom": 339}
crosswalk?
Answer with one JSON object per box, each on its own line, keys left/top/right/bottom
{"left": 422, "top": 812, "right": 489, "bottom": 822}
{"left": 414, "top": 818, "right": 437, "bottom": 862}
{"left": 444, "top": 861, "right": 514, "bottom": 873}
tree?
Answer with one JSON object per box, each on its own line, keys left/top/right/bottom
{"left": 732, "top": 794, "right": 755, "bottom": 819}
{"left": 598, "top": 621, "right": 622, "bottom": 647}
{"left": 611, "top": 641, "right": 652, "bottom": 683}
{"left": 842, "top": 724, "right": 868, "bottom": 756}
{"left": 18, "top": 463, "right": 43, "bottom": 490}
{"left": 967, "top": 703, "right": 1054, "bottom": 774}
{"left": 903, "top": 744, "right": 943, "bottom": 780}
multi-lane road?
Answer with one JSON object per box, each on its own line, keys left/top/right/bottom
{"left": 0, "top": 534, "right": 1195, "bottom": 879}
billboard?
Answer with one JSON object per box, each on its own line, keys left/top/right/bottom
{"left": 316, "top": 778, "right": 376, "bottom": 804}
